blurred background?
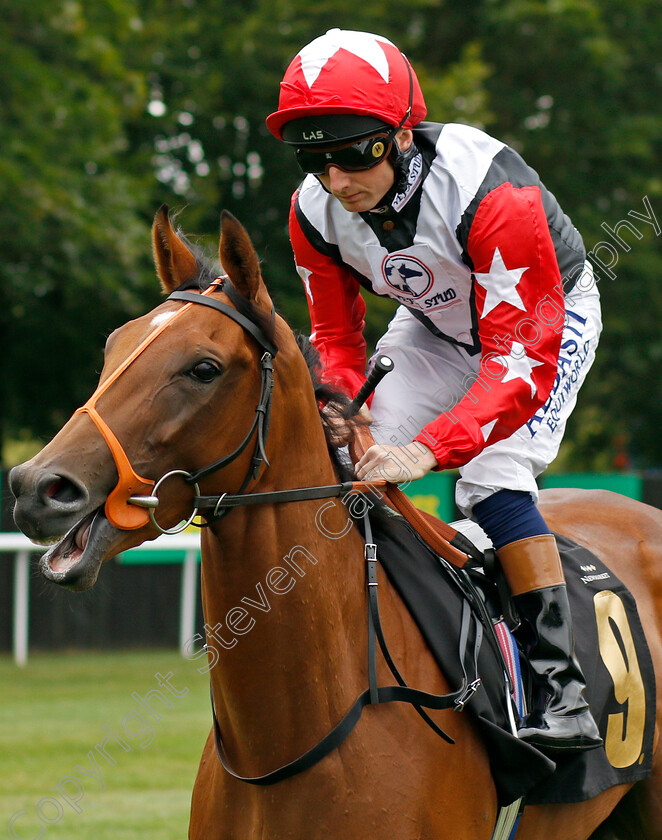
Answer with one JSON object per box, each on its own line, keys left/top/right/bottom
{"left": 2, "top": 0, "right": 661, "bottom": 475}
{"left": 1, "top": 1, "right": 661, "bottom": 835}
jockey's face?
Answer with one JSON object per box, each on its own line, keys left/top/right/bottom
{"left": 317, "top": 129, "right": 413, "bottom": 213}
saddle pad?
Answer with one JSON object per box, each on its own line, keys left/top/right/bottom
{"left": 525, "top": 532, "right": 656, "bottom": 804}
{"left": 368, "top": 511, "right": 556, "bottom": 806}
{"left": 370, "top": 511, "right": 656, "bottom": 806}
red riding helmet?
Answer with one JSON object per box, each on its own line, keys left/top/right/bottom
{"left": 266, "top": 29, "right": 427, "bottom": 144}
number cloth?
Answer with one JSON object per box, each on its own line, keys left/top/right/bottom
{"left": 371, "top": 510, "right": 655, "bottom": 805}
{"left": 526, "top": 532, "right": 656, "bottom": 804}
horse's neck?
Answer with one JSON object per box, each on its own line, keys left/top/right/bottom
{"left": 200, "top": 451, "right": 368, "bottom": 772}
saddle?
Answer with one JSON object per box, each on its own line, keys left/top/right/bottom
{"left": 364, "top": 492, "right": 656, "bottom": 808}
{"left": 350, "top": 426, "right": 655, "bottom": 807}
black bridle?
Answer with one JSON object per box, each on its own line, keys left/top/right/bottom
{"left": 129, "top": 278, "right": 280, "bottom": 532}
{"left": 169, "top": 288, "right": 276, "bottom": 490}
{"left": 132, "top": 279, "right": 393, "bottom": 531}
{"left": 144, "top": 282, "right": 482, "bottom": 785}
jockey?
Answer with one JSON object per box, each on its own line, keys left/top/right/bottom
{"left": 266, "top": 28, "right": 603, "bottom": 754}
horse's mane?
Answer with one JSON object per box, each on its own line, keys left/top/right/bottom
{"left": 173, "top": 234, "right": 361, "bottom": 481}
{"left": 297, "top": 335, "right": 392, "bottom": 531}
{"left": 294, "top": 333, "right": 366, "bottom": 482}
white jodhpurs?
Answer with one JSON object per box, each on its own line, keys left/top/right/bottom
{"left": 368, "top": 265, "right": 602, "bottom": 518}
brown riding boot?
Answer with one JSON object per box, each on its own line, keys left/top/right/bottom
{"left": 498, "top": 534, "right": 603, "bottom": 753}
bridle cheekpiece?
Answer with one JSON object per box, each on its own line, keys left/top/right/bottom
{"left": 75, "top": 276, "right": 277, "bottom": 534}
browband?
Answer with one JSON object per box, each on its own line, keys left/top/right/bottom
{"left": 167, "top": 290, "right": 278, "bottom": 358}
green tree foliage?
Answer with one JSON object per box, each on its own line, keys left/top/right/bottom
{"left": 1, "top": 0, "right": 661, "bottom": 469}
{"left": 122, "top": 0, "right": 500, "bottom": 359}
{"left": 0, "top": 2, "right": 158, "bottom": 452}
{"left": 477, "top": 0, "right": 662, "bottom": 468}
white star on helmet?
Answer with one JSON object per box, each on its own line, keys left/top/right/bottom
{"left": 297, "top": 29, "right": 393, "bottom": 88}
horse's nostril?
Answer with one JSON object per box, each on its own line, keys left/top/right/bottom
{"left": 45, "top": 477, "right": 76, "bottom": 502}
{"left": 37, "top": 473, "right": 88, "bottom": 508}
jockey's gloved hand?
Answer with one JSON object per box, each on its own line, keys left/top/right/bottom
{"left": 355, "top": 442, "right": 437, "bottom": 484}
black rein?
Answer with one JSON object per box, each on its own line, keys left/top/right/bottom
{"left": 166, "top": 282, "right": 483, "bottom": 786}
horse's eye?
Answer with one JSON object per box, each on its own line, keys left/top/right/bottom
{"left": 188, "top": 361, "right": 221, "bottom": 383}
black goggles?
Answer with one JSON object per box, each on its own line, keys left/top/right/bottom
{"left": 295, "top": 130, "right": 396, "bottom": 176}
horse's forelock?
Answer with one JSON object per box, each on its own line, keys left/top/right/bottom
{"left": 172, "top": 233, "right": 277, "bottom": 352}
{"left": 172, "top": 230, "right": 221, "bottom": 292}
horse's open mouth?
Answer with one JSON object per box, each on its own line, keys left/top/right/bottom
{"left": 39, "top": 509, "right": 119, "bottom": 591}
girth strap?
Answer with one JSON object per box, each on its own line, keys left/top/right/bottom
{"left": 364, "top": 511, "right": 482, "bottom": 738}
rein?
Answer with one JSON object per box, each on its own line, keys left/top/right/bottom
{"left": 209, "top": 509, "right": 484, "bottom": 786}
{"left": 80, "top": 277, "right": 489, "bottom": 791}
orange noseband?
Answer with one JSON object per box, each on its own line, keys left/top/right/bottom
{"left": 75, "top": 282, "right": 222, "bottom": 530}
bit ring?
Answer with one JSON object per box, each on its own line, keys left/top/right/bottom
{"left": 146, "top": 470, "right": 201, "bottom": 535}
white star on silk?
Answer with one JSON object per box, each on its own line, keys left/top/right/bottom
{"left": 494, "top": 342, "right": 544, "bottom": 397}
{"left": 296, "top": 265, "right": 314, "bottom": 304}
{"left": 297, "top": 29, "right": 391, "bottom": 88}
{"left": 474, "top": 247, "right": 528, "bottom": 318}
{"left": 479, "top": 419, "right": 498, "bottom": 442}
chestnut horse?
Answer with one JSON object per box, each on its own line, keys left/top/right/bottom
{"left": 10, "top": 208, "right": 662, "bottom": 839}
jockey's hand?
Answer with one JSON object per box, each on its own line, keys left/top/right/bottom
{"left": 355, "top": 442, "right": 437, "bottom": 484}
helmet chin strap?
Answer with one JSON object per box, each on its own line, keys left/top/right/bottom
{"left": 368, "top": 139, "right": 419, "bottom": 213}
{"left": 369, "top": 51, "right": 416, "bottom": 210}
{"left": 392, "top": 138, "right": 419, "bottom": 193}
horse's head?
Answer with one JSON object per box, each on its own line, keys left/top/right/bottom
{"left": 10, "top": 207, "right": 325, "bottom": 591}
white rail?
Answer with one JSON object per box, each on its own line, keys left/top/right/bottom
{"left": 0, "top": 532, "right": 201, "bottom": 666}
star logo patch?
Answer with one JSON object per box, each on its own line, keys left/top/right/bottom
{"left": 474, "top": 247, "right": 528, "bottom": 318}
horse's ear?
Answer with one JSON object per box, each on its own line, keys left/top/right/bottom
{"left": 219, "top": 210, "right": 271, "bottom": 308}
{"left": 152, "top": 205, "right": 199, "bottom": 293}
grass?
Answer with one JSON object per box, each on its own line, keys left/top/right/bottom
{"left": 1, "top": 650, "right": 211, "bottom": 839}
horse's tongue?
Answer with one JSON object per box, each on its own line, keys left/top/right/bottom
{"left": 75, "top": 518, "right": 92, "bottom": 551}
